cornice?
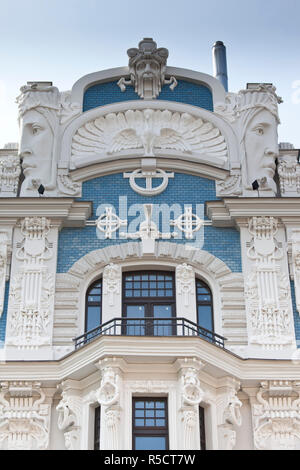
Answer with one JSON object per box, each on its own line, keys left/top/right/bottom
{"left": 71, "top": 157, "right": 229, "bottom": 183}
{"left": 0, "top": 199, "right": 92, "bottom": 227}
{"left": 71, "top": 65, "right": 226, "bottom": 108}
{"left": 1, "top": 335, "right": 300, "bottom": 386}
{"left": 207, "top": 198, "right": 300, "bottom": 227}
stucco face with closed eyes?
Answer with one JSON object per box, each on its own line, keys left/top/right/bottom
{"left": 244, "top": 109, "right": 279, "bottom": 189}
{"left": 19, "top": 109, "right": 53, "bottom": 191}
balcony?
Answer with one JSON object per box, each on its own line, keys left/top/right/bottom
{"left": 73, "top": 317, "right": 227, "bottom": 350}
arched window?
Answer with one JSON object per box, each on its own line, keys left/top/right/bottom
{"left": 85, "top": 279, "right": 102, "bottom": 332}
{"left": 196, "top": 278, "right": 214, "bottom": 332}
{"left": 123, "top": 271, "right": 175, "bottom": 336}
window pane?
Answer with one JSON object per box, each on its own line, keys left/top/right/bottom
{"left": 145, "top": 419, "right": 155, "bottom": 426}
{"left": 156, "top": 402, "right": 165, "bottom": 408}
{"left": 156, "top": 419, "right": 165, "bottom": 426}
{"left": 86, "top": 305, "right": 101, "bottom": 332}
{"left": 153, "top": 305, "right": 172, "bottom": 336}
{"left": 126, "top": 305, "right": 145, "bottom": 335}
{"left": 145, "top": 401, "right": 155, "bottom": 409}
{"left": 124, "top": 272, "right": 174, "bottom": 298}
{"left": 135, "top": 419, "right": 144, "bottom": 426}
{"left": 135, "top": 436, "right": 167, "bottom": 450}
{"left": 198, "top": 305, "right": 213, "bottom": 331}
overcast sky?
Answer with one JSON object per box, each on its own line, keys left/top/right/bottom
{"left": 0, "top": 0, "right": 299, "bottom": 148}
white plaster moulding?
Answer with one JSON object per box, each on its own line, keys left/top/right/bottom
{"left": 71, "top": 149, "right": 228, "bottom": 172}
{"left": 59, "top": 100, "right": 239, "bottom": 171}
{"left": 70, "top": 66, "right": 226, "bottom": 109}
{"left": 207, "top": 199, "right": 300, "bottom": 227}
{"left": 70, "top": 157, "right": 229, "bottom": 184}
{"left": 2, "top": 336, "right": 300, "bottom": 386}
{"left": 0, "top": 199, "right": 92, "bottom": 227}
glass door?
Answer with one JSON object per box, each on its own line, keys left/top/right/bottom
{"left": 125, "top": 304, "right": 146, "bottom": 335}
{"left": 152, "top": 304, "right": 173, "bottom": 336}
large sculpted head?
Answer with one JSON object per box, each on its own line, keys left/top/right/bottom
{"left": 127, "top": 38, "right": 169, "bottom": 99}
{"left": 17, "top": 84, "right": 60, "bottom": 196}
{"left": 238, "top": 85, "right": 282, "bottom": 194}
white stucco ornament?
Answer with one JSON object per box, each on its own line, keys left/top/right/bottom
{"left": 123, "top": 167, "right": 174, "bottom": 196}
{"left": 216, "top": 84, "right": 282, "bottom": 196}
{"left": 245, "top": 216, "right": 295, "bottom": 351}
{"left": 17, "top": 84, "right": 61, "bottom": 197}
{"left": 121, "top": 204, "right": 176, "bottom": 253}
{"left": 0, "top": 381, "right": 52, "bottom": 450}
{"left": 96, "top": 207, "right": 127, "bottom": 239}
{"left": 118, "top": 37, "right": 177, "bottom": 99}
{"left": 252, "top": 381, "right": 300, "bottom": 450}
{"left": 97, "top": 367, "right": 120, "bottom": 407}
{"left": 71, "top": 108, "right": 228, "bottom": 164}
{"left": 17, "top": 83, "right": 80, "bottom": 197}
{"left": 171, "top": 207, "right": 204, "bottom": 239}
{"left": 6, "top": 217, "right": 54, "bottom": 349}
{"left": 181, "top": 367, "right": 204, "bottom": 406}
{"left": 0, "top": 155, "right": 21, "bottom": 196}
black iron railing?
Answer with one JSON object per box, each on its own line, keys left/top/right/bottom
{"left": 73, "top": 317, "right": 227, "bottom": 350}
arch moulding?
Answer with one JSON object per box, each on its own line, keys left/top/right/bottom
{"left": 53, "top": 242, "right": 246, "bottom": 357}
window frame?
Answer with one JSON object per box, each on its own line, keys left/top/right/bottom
{"left": 85, "top": 278, "right": 103, "bottom": 333}
{"left": 195, "top": 277, "right": 214, "bottom": 332}
{"left": 132, "top": 397, "right": 169, "bottom": 451}
{"left": 122, "top": 271, "right": 176, "bottom": 336}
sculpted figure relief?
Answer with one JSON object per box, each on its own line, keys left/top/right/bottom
{"left": 240, "top": 87, "right": 281, "bottom": 195}
{"left": 216, "top": 84, "right": 282, "bottom": 196}
{"left": 118, "top": 37, "right": 177, "bottom": 99}
{"left": 17, "top": 84, "right": 60, "bottom": 196}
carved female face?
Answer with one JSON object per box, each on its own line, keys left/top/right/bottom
{"left": 244, "top": 109, "right": 278, "bottom": 189}
{"left": 19, "top": 109, "right": 53, "bottom": 190}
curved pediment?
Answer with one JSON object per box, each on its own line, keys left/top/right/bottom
{"left": 60, "top": 100, "right": 239, "bottom": 173}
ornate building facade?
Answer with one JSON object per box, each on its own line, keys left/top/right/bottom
{"left": 0, "top": 38, "right": 300, "bottom": 450}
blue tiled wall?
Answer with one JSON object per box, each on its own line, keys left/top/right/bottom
{"left": 83, "top": 80, "right": 213, "bottom": 112}
{"left": 0, "top": 281, "right": 9, "bottom": 348}
{"left": 291, "top": 281, "right": 300, "bottom": 347}
{"left": 57, "top": 173, "right": 241, "bottom": 273}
